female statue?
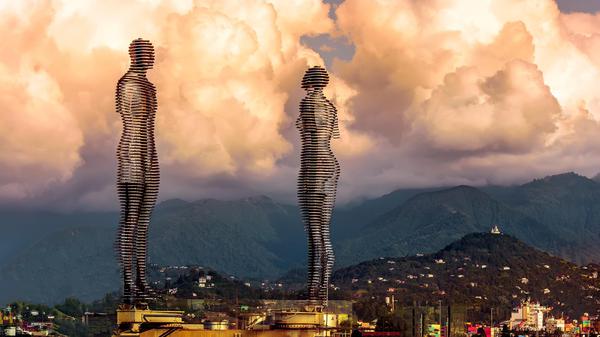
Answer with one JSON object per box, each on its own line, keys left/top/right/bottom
{"left": 297, "top": 65, "right": 340, "bottom": 307}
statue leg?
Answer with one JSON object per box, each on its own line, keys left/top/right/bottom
{"left": 319, "top": 192, "right": 335, "bottom": 307}
{"left": 310, "top": 192, "right": 327, "bottom": 306}
{"left": 117, "top": 182, "right": 143, "bottom": 304}
{"left": 300, "top": 188, "right": 323, "bottom": 306}
{"left": 319, "top": 161, "right": 339, "bottom": 306}
{"left": 134, "top": 181, "right": 158, "bottom": 301}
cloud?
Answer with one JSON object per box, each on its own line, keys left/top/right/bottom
{"left": 412, "top": 60, "right": 559, "bottom": 154}
{"left": 5, "top": 0, "right": 600, "bottom": 208}
{"left": 0, "top": 1, "right": 84, "bottom": 199}
{"left": 0, "top": 0, "right": 339, "bottom": 207}
{"left": 153, "top": 1, "right": 335, "bottom": 178}
{"left": 325, "top": 0, "right": 600, "bottom": 198}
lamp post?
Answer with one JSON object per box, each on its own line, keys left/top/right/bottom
{"left": 439, "top": 300, "right": 442, "bottom": 335}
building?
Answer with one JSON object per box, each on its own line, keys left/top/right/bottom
{"left": 545, "top": 317, "right": 565, "bottom": 332}
{"left": 580, "top": 313, "right": 591, "bottom": 334}
{"left": 509, "top": 300, "right": 548, "bottom": 331}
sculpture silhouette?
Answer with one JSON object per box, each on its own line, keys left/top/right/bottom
{"left": 297, "top": 65, "right": 340, "bottom": 307}
{"left": 115, "top": 38, "right": 158, "bottom": 304}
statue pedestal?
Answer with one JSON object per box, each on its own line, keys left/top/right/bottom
{"left": 112, "top": 304, "right": 340, "bottom": 337}
{"left": 113, "top": 305, "right": 200, "bottom": 337}
{"left": 271, "top": 307, "right": 339, "bottom": 330}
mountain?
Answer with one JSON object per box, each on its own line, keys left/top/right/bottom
{"left": 0, "top": 225, "right": 118, "bottom": 305}
{"left": 148, "top": 196, "right": 305, "bottom": 277}
{"left": 335, "top": 185, "right": 556, "bottom": 265}
{"left": 0, "top": 211, "right": 116, "bottom": 270}
{"left": 337, "top": 173, "right": 600, "bottom": 266}
{"left": 331, "top": 188, "right": 441, "bottom": 241}
{"left": 490, "top": 173, "right": 600, "bottom": 264}
{"left": 0, "top": 193, "right": 398, "bottom": 304}
{"left": 333, "top": 232, "right": 600, "bottom": 318}
{"left": 0, "top": 196, "right": 305, "bottom": 304}
{"left": 4, "top": 172, "right": 600, "bottom": 304}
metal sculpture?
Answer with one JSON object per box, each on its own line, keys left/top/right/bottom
{"left": 115, "top": 38, "right": 158, "bottom": 304}
{"left": 297, "top": 65, "right": 340, "bottom": 307}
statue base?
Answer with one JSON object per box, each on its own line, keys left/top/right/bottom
{"left": 112, "top": 304, "right": 340, "bottom": 337}
{"left": 113, "top": 304, "right": 202, "bottom": 337}
{"left": 270, "top": 306, "right": 339, "bottom": 330}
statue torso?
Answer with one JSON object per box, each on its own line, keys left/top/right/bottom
{"left": 116, "top": 72, "right": 158, "bottom": 184}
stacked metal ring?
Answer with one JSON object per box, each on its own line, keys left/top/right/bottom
{"left": 116, "top": 38, "right": 158, "bottom": 304}
{"left": 297, "top": 65, "right": 340, "bottom": 307}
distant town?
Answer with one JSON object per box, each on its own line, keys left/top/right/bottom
{"left": 1, "top": 293, "right": 598, "bottom": 337}
{"left": 2, "top": 230, "right": 599, "bottom": 337}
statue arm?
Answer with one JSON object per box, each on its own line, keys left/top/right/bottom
{"left": 332, "top": 105, "right": 340, "bottom": 139}
{"left": 116, "top": 80, "right": 124, "bottom": 114}
{"left": 297, "top": 99, "right": 306, "bottom": 132}
{"left": 152, "top": 88, "right": 157, "bottom": 116}
{"left": 116, "top": 78, "right": 135, "bottom": 119}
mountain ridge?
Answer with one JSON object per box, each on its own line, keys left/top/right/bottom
{"left": 3, "top": 172, "right": 600, "bottom": 304}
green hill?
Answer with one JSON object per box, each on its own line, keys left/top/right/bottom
{"left": 0, "top": 196, "right": 305, "bottom": 304}
{"left": 337, "top": 173, "right": 600, "bottom": 266}
{"left": 492, "top": 172, "right": 600, "bottom": 264}
{"left": 335, "top": 185, "right": 554, "bottom": 265}
{"left": 333, "top": 232, "right": 600, "bottom": 318}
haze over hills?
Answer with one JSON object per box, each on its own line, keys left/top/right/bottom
{"left": 2, "top": 172, "right": 600, "bottom": 304}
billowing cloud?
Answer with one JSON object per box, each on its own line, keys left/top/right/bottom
{"left": 413, "top": 60, "right": 559, "bottom": 154}
{"left": 0, "top": 0, "right": 338, "bottom": 207}
{"left": 327, "top": 0, "right": 600, "bottom": 198}
{"left": 0, "top": 1, "right": 84, "bottom": 199}
{"left": 3, "top": 0, "right": 600, "bottom": 209}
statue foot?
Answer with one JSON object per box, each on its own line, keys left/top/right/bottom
{"left": 136, "top": 280, "right": 158, "bottom": 302}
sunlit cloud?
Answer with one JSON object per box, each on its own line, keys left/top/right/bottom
{"left": 328, "top": 0, "right": 600, "bottom": 198}
{"left": 3, "top": 0, "right": 600, "bottom": 209}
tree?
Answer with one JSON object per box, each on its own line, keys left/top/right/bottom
{"left": 56, "top": 297, "right": 87, "bottom": 317}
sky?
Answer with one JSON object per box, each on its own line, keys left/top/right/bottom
{"left": 2, "top": 0, "right": 600, "bottom": 211}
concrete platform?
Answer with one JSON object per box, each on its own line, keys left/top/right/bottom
{"left": 113, "top": 306, "right": 341, "bottom": 337}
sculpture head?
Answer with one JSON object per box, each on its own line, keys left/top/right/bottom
{"left": 129, "top": 38, "right": 154, "bottom": 72}
{"left": 301, "top": 65, "right": 329, "bottom": 90}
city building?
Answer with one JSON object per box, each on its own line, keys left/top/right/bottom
{"left": 509, "top": 300, "right": 548, "bottom": 331}
{"left": 545, "top": 317, "right": 565, "bottom": 332}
